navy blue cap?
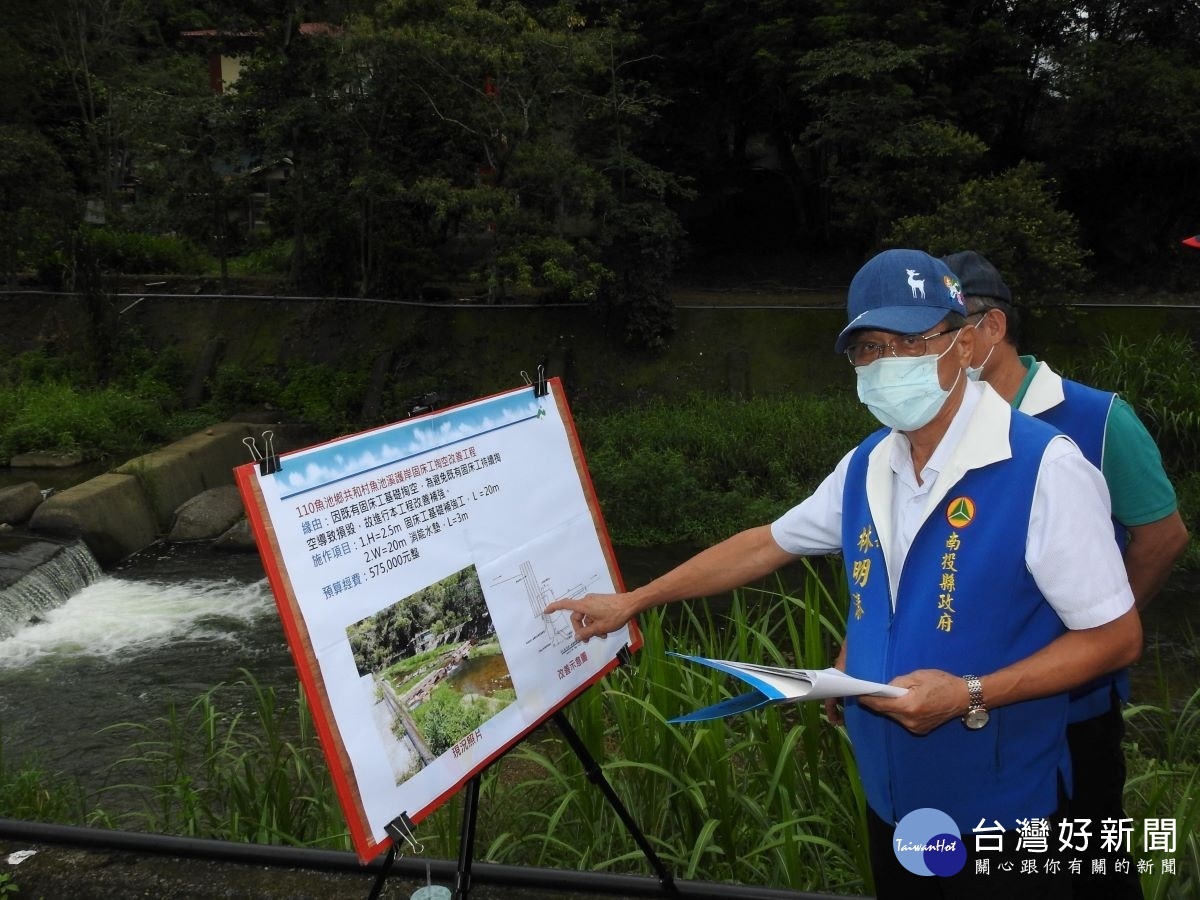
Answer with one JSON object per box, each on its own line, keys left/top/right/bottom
{"left": 834, "top": 249, "right": 967, "bottom": 353}
{"left": 941, "top": 250, "right": 1012, "bottom": 303}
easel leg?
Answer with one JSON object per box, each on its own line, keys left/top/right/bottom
{"left": 454, "top": 774, "right": 482, "bottom": 899}
{"left": 552, "top": 710, "right": 678, "bottom": 893}
{"left": 366, "top": 842, "right": 397, "bottom": 900}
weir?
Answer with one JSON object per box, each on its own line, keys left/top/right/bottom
{"left": 0, "top": 534, "right": 104, "bottom": 639}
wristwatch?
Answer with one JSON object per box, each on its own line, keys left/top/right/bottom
{"left": 962, "top": 675, "right": 989, "bottom": 729}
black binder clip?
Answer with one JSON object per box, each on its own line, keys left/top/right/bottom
{"left": 521, "top": 365, "right": 549, "bottom": 398}
{"left": 384, "top": 812, "right": 422, "bottom": 855}
{"left": 245, "top": 431, "right": 282, "bottom": 475}
{"left": 617, "top": 644, "right": 632, "bottom": 667}
{"left": 261, "top": 430, "right": 282, "bottom": 475}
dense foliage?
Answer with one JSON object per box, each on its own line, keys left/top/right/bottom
{"left": 577, "top": 391, "right": 877, "bottom": 545}
{"left": 4, "top": 1, "right": 1200, "bottom": 349}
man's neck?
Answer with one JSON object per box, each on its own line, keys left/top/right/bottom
{"left": 905, "top": 380, "right": 967, "bottom": 479}
{"left": 982, "top": 346, "right": 1030, "bottom": 404}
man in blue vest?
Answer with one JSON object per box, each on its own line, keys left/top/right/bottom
{"left": 546, "top": 248, "right": 1143, "bottom": 899}
{"left": 942, "top": 249, "right": 1188, "bottom": 900}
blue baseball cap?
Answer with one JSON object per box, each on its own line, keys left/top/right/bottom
{"left": 834, "top": 249, "right": 967, "bottom": 353}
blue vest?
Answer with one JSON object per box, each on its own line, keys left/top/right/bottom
{"left": 841, "top": 412, "right": 1070, "bottom": 831}
{"left": 1031, "top": 375, "right": 1129, "bottom": 719}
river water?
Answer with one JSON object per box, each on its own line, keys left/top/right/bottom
{"left": 0, "top": 543, "right": 295, "bottom": 787}
{"left": 0, "top": 541, "right": 1195, "bottom": 800}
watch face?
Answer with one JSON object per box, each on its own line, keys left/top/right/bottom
{"left": 964, "top": 707, "right": 990, "bottom": 730}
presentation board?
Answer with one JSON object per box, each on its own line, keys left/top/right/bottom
{"left": 235, "top": 378, "right": 639, "bottom": 861}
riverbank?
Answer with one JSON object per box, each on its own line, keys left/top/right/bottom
{"left": 0, "top": 421, "right": 316, "bottom": 570}
{"left": 5, "top": 281, "right": 1198, "bottom": 418}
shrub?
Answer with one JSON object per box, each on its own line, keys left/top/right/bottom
{"left": 576, "top": 391, "right": 876, "bottom": 546}
{"left": 228, "top": 239, "right": 294, "bottom": 277}
{"left": 276, "top": 364, "right": 369, "bottom": 437}
{"left": 885, "top": 161, "right": 1090, "bottom": 306}
{"left": 79, "top": 226, "right": 214, "bottom": 275}
{"left": 410, "top": 684, "right": 493, "bottom": 758}
{"left": 0, "top": 381, "right": 166, "bottom": 461}
{"left": 208, "top": 363, "right": 282, "bottom": 414}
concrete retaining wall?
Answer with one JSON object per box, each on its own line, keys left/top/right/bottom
{"left": 25, "top": 422, "right": 311, "bottom": 568}
{"left": 112, "top": 423, "right": 261, "bottom": 531}
{"left": 29, "top": 473, "right": 161, "bottom": 567}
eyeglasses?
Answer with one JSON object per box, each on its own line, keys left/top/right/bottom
{"left": 844, "top": 327, "right": 962, "bottom": 367}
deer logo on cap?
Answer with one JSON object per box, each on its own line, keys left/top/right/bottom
{"left": 906, "top": 269, "right": 926, "bottom": 299}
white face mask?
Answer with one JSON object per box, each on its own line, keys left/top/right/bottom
{"left": 966, "top": 342, "right": 995, "bottom": 382}
{"left": 964, "top": 318, "right": 995, "bottom": 381}
{"left": 855, "top": 334, "right": 963, "bottom": 431}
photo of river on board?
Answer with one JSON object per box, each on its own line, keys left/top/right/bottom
{"left": 346, "top": 564, "right": 514, "bottom": 786}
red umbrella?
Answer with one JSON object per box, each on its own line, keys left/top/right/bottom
{"left": 1183, "top": 234, "right": 1200, "bottom": 248}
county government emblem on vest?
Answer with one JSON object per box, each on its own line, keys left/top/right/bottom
{"left": 945, "top": 496, "right": 975, "bottom": 528}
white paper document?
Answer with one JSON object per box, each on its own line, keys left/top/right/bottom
{"left": 668, "top": 652, "right": 908, "bottom": 723}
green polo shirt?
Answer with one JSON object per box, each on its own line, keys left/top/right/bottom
{"left": 1014, "top": 356, "right": 1177, "bottom": 526}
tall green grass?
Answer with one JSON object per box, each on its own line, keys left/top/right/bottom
{"left": 419, "top": 560, "right": 873, "bottom": 894}
{"left": 1123, "top": 642, "right": 1200, "bottom": 900}
{"left": 0, "top": 380, "right": 169, "bottom": 462}
{"left": 0, "top": 726, "right": 89, "bottom": 825}
{"left": 1067, "top": 333, "right": 1200, "bottom": 468}
{"left": 99, "top": 671, "right": 350, "bottom": 849}
{"left": 1065, "top": 332, "right": 1200, "bottom": 566}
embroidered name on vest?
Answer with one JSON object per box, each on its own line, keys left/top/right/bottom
{"left": 850, "top": 524, "right": 878, "bottom": 619}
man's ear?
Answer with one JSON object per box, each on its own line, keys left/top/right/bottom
{"left": 953, "top": 321, "right": 977, "bottom": 365}
{"left": 978, "top": 307, "right": 1007, "bottom": 343}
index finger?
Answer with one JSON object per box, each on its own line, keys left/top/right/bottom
{"left": 543, "top": 597, "right": 578, "bottom": 616}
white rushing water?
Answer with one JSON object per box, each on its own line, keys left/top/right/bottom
{"left": 0, "top": 574, "right": 276, "bottom": 667}
{"left": 0, "top": 544, "right": 296, "bottom": 782}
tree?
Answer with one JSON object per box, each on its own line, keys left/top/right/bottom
{"left": 1035, "top": 38, "right": 1200, "bottom": 270}
{"left": 356, "top": 1, "right": 687, "bottom": 346}
{"left": 0, "top": 127, "right": 76, "bottom": 284}
{"left": 122, "top": 62, "right": 252, "bottom": 286}
{"left": 36, "top": 0, "right": 165, "bottom": 219}
{"left": 884, "top": 161, "right": 1089, "bottom": 306}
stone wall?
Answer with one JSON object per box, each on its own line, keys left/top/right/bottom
{"left": 16, "top": 422, "right": 311, "bottom": 567}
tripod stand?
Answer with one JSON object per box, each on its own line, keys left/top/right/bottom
{"left": 367, "top": 708, "right": 677, "bottom": 899}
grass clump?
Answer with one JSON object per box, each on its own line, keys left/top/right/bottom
{"left": 577, "top": 392, "right": 876, "bottom": 546}
{"left": 1123, "top": 681, "right": 1200, "bottom": 899}
{"left": 0, "top": 380, "right": 168, "bottom": 462}
{"left": 1065, "top": 332, "right": 1200, "bottom": 566}
{"left": 99, "top": 670, "right": 350, "bottom": 849}
{"left": 0, "top": 728, "right": 89, "bottom": 825}
{"left": 1068, "top": 333, "right": 1200, "bottom": 469}
{"left": 0, "top": 346, "right": 198, "bottom": 463}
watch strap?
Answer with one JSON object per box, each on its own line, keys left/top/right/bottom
{"left": 964, "top": 674, "right": 985, "bottom": 711}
